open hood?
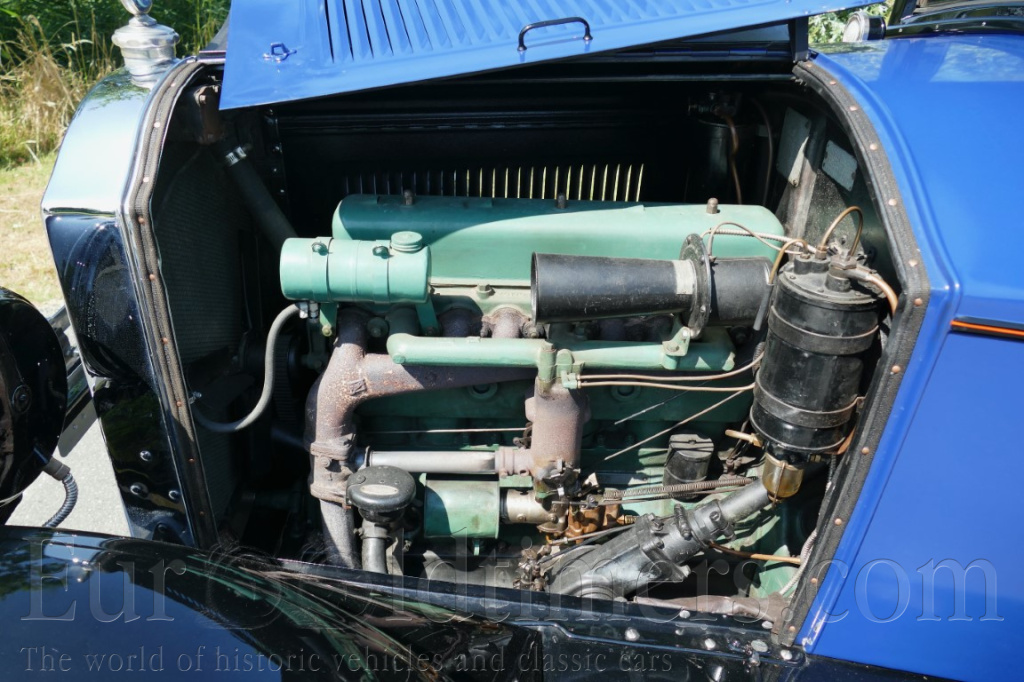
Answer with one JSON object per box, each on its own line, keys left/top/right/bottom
{"left": 221, "top": 0, "right": 870, "bottom": 109}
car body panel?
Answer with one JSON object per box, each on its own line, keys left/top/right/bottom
{"left": 798, "top": 36, "right": 1024, "bottom": 681}
{"left": 220, "top": 0, "right": 870, "bottom": 109}
{"left": 0, "top": 526, "right": 943, "bottom": 681}
{"left": 0, "top": 527, "right": 538, "bottom": 681}
{"left": 40, "top": 66, "right": 201, "bottom": 545}
{"left": 42, "top": 71, "right": 155, "bottom": 216}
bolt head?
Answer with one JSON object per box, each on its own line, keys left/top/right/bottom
{"left": 11, "top": 385, "right": 31, "bottom": 413}
{"left": 139, "top": 450, "right": 153, "bottom": 462}
{"left": 625, "top": 627, "right": 640, "bottom": 642}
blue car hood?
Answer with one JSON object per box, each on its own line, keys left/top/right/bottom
{"left": 221, "top": 0, "right": 871, "bottom": 109}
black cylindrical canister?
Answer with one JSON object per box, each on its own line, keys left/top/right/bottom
{"left": 531, "top": 250, "right": 770, "bottom": 329}
{"left": 750, "top": 253, "right": 880, "bottom": 456}
{"left": 664, "top": 432, "right": 714, "bottom": 501}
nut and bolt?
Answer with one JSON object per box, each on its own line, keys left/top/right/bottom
{"left": 750, "top": 639, "right": 769, "bottom": 653}
{"left": 139, "top": 450, "right": 154, "bottom": 462}
{"left": 129, "top": 483, "right": 149, "bottom": 498}
{"left": 11, "top": 385, "right": 31, "bottom": 413}
{"left": 624, "top": 628, "right": 640, "bottom": 642}
{"left": 476, "top": 284, "right": 494, "bottom": 298}
{"left": 168, "top": 490, "right": 182, "bottom": 503}
{"left": 703, "top": 637, "right": 717, "bottom": 650}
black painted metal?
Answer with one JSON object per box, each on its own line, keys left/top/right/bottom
{"left": 751, "top": 254, "right": 880, "bottom": 456}
{"left": 531, "top": 251, "right": 770, "bottom": 329}
{"left": 0, "top": 289, "right": 67, "bottom": 522}
{"left": 45, "top": 214, "right": 191, "bottom": 541}
{"left": 664, "top": 432, "right": 714, "bottom": 501}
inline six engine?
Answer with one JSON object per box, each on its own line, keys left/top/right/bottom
{"left": 237, "top": 191, "right": 889, "bottom": 605}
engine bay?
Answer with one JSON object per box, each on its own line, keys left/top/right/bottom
{"left": 146, "top": 71, "right": 903, "bottom": 624}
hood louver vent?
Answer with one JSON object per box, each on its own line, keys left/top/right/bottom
{"left": 339, "top": 163, "right": 645, "bottom": 203}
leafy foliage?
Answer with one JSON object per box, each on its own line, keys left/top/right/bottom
{"left": 809, "top": 3, "right": 891, "bottom": 44}
{"left": 0, "top": 0, "right": 228, "bottom": 167}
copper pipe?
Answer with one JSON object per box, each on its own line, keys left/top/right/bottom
{"left": 709, "top": 542, "right": 802, "bottom": 566}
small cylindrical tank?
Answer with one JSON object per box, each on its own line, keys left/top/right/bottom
{"left": 751, "top": 253, "right": 880, "bottom": 457}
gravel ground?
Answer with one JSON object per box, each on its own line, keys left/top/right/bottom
{"left": 8, "top": 422, "right": 131, "bottom": 536}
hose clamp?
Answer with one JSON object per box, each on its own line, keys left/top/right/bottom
{"left": 222, "top": 145, "right": 248, "bottom": 167}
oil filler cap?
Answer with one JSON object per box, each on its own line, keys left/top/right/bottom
{"left": 389, "top": 231, "right": 424, "bottom": 253}
{"left": 348, "top": 465, "right": 416, "bottom": 518}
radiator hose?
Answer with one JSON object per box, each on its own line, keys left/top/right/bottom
{"left": 41, "top": 456, "right": 78, "bottom": 529}
{"left": 215, "top": 140, "right": 298, "bottom": 251}
{"left": 193, "top": 304, "right": 299, "bottom": 433}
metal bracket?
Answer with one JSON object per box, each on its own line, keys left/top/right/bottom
{"left": 661, "top": 327, "right": 693, "bottom": 369}
{"left": 415, "top": 302, "right": 440, "bottom": 337}
{"left": 263, "top": 42, "right": 296, "bottom": 63}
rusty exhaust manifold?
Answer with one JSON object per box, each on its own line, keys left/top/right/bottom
{"left": 306, "top": 310, "right": 588, "bottom": 567}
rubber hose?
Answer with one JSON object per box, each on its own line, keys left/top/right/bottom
{"left": 321, "top": 501, "right": 361, "bottom": 569}
{"left": 193, "top": 305, "right": 300, "bottom": 433}
{"left": 361, "top": 536, "right": 389, "bottom": 574}
{"left": 216, "top": 141, "right": 299, "bottom": 251}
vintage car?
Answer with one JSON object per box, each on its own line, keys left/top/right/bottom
{"left": 1, "top": 0, "right": 1020, "bottom": 678}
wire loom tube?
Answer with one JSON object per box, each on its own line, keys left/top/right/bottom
{"left": 40, "top": 456, "right": 78, "bottom": 528}
{"left": 193, "top": 305, "right": 300, "bottom": 433}
{"left": 44, "top": 475, "right": 78, "bottom": 528}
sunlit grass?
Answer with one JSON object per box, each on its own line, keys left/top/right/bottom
{"left": 0, "top": 152, "right": 61, "bottom": 306}
{"left": 0, "top": 16, "right": 113, "bottom": 168}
